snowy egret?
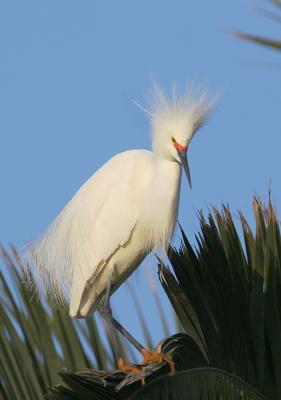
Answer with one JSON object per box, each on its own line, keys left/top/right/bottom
{"left": 26, "top": 85, "right": 215, "bottom": 377}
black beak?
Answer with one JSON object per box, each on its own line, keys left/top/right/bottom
{"left": 176, "top": 148, "right": 192, "bottom": 188}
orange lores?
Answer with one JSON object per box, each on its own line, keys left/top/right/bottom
{"left": 173, "top": 142, "right": 187, "bottom": 151}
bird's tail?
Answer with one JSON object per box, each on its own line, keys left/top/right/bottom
{"left": 22, "top": 207, "right": 74, "bottom": 309}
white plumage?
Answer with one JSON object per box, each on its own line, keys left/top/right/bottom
{"left": 26, "top": 85, "right": 215, "bottom": 319}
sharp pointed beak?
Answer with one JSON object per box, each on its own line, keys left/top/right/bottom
{"left": 176, "top": 147, "right": 192, "bottom": 188}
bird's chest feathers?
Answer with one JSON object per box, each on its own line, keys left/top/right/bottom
{"left": 139, "top": 159, "right": 181, "bottom": 250}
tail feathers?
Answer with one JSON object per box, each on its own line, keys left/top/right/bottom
{"left": 23, "top": 211, "right": 73, "bottom": 308}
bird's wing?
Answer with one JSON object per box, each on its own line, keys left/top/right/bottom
{"left": 69, "top": 150, "right": 153, "bottom": 315}
{"left": 27, "top": 150, "right": 152, "bottom": 314}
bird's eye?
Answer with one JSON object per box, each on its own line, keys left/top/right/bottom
{"left": 171, "top": 137, "right": 176, "bottom": 143}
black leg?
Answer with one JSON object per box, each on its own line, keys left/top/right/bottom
{"left": 99, "top": 306, "right": 120, "bottom": 365}
{"left": 110, "top": 315, "right": 144, "bottom": 353}
{"left": 98, "top": 265, "right": 145, "bottom": 357}
{"left": 98, "top": 267, "right": 175, "bottom": 386}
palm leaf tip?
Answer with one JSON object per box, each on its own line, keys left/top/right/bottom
{"left": 234, "top": 30, "right": 281, "bottom": 51}
{"left": 231, "top": 0, "right": 281, "bottom": 52}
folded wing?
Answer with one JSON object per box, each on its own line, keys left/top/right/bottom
{"left": 26, "top": 150, "right": 151, "bottom": 313}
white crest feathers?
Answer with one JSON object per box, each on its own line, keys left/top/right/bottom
{"left": 145, "top": 83, "right": 217, "bottom": 155}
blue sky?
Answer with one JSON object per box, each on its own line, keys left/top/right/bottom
{"left": 1, "top": 0, "right": 281, "bottom": 354}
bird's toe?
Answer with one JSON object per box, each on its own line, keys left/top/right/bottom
{"left": 141, "top": 348, "right": 175, "bottom": 375}
{"left": 118, "top": 358, "right": 145, "bottom": 385}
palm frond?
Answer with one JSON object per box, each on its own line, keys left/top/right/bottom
{"left": 48, "top": 335, "right": 267, "bottom": 399}
{"left": 159, "top": 196, "right": 281, "bottom": 399}
{"left": 0, "top": 248, "right": 126, "bottom": 399}
{"left": 233, "top": 31, "right": 281, "bottom": 51}
{"left": 233, "top": 1, "right": 281, "bottom": 52}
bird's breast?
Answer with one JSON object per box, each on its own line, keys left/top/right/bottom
{"left": 138, "top": 158, "right": 182, "bottom": 250}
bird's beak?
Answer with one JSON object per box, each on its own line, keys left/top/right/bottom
{"left": 176, "top": 148, "right": 192, "bottom": 188}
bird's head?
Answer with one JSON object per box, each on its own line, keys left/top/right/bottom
{"left": 147, "top": 84, "right": 216, "bottom": 188}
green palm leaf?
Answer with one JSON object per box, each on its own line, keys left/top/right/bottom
{"left": 159, "top": 197, "right": 281, "bottom": 399}
{"left": 0, "top": 247, "right": 124, "bottom": 399}
{"left": 233, "top": 1, "right": 281, "bottom": 52}
{"left": 48, "top": 335, "right": 267, "bottom": 399}
{"left": 234, "top": 31, "right": 281, "bottom": 51}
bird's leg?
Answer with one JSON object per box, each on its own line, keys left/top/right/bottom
{"left": 99, "top": 266, "right": 175, "bottom": 381}
{"left": 98, "top": 266, "right": 122, "bottom": 366}
{"left": 110, "top": 316, "right": 144, "bottom": 353}
{"left": 99, "top": 265, "right": 144, "bottom": 367}
{"left": 109, "top": 314, "right": 175, "bottom": 375}
{"left": 109, "top": 317, "right": 175, "bottom": 378}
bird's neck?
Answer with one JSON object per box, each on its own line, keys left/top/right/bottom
{"left": 141, "top": 153, "right": 182, "bottom": 250}
{"left": 153, "top": 154, "right": 182, "bottom": 189}
{"left": 152, "top": 144, "right": 175, "bottom": 162}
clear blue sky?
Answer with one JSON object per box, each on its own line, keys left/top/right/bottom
{"left": 1, "top": 0, "right": 281, "bottom": 352}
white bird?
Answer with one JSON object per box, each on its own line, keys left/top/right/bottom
{"left": 26, "top": 84, "right": 215, "bottom": 375}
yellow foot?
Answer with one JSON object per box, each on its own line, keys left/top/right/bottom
{"left": 117, "top": 350, "right": 175, "bottom": 386}
{"left": 141, "top": 348, "right": 176, "bottom": 375}
{"left": 118, "top": 358, "right": 145, "bottom": 385}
